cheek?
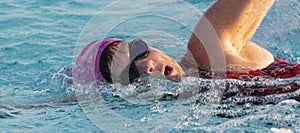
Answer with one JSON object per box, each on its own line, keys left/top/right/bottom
{"left": 165, "top": 56, "right": 177, "bottom": 65}
{"left": 134, "top": 61, "right": 144, "bottom": 69}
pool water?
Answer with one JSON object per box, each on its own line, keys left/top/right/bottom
{"left": 1, "top": 0, "right": 299, "bottom": 132}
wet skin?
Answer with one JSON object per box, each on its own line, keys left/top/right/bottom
{"left": 112, "top": 0, "right": 276, "bottom": 83}
{"left": 132, "top": 0, "right": 276, "bottom": 81}
{"left": 133, "top": 47, "right": 185, "bottom": 82}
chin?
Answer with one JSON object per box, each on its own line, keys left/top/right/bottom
{"left": 175, "top": 63, "right": 185, "bottom": 76}
{"left": 172, "top": 66, "right": 185, "bottom": 82}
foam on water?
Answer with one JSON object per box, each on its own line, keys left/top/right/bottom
{"left": 62, "top": 76, "right": 300, "bottom": 132}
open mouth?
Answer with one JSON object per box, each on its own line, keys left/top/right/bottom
{"left": 164, "top": 66, "right": 174, "bottom": 77}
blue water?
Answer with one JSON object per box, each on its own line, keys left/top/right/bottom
{"left": 1, "top": 0, "right": 300, "bottom": 132}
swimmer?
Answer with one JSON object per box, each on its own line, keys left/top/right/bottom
{"left": 73, "top": 0, "right": 299, "bottom": 85}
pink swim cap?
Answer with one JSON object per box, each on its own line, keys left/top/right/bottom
{"left": 72, "top": 38, "right": 123, "bottom": 85}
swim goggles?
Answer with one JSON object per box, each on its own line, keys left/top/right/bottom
{"left": 128, "top": 38, "right": 150, "bottom": 83}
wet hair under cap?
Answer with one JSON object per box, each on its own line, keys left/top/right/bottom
{"left": 99, "top": 42, "right": 121, "bottom": 83}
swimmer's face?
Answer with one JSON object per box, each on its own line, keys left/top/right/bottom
{"left": 134, "top": 47, "right": 185, "bottom": 82}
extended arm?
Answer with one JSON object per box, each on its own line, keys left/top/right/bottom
{"left": 184, "top": 0, "right": 275, "bottom": 72}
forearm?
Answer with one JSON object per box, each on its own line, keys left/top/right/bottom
{"left": 186, "top": 0, "right": 275, "bottom": 71}
{"left": 205, "top": 0, "right": 275, "bottom": 48}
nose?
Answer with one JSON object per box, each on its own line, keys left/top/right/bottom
{"left": 140, "top": 60, "right": 155, "bottom": 75}
{"left": 139, "top": 60, "right": 173, "bottom": 77}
